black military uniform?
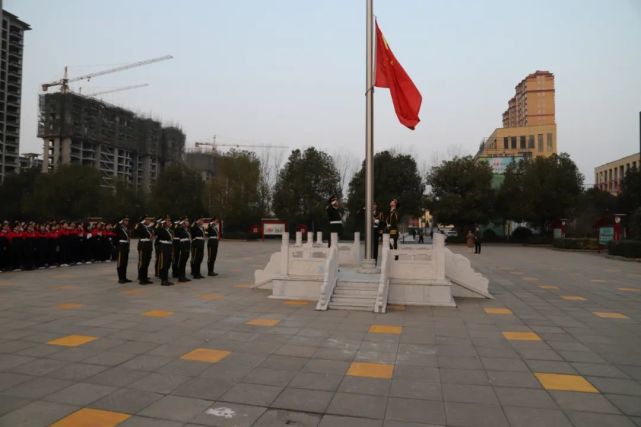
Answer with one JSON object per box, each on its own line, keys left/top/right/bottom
{"left": 115, "top": 217, "right": 131, "bottom": 283}
{"left": 134, "top": 217, "right": 154, "bottom": 285}
{"left": 175, "top": 218, "right": 192, "bottom": 282}
{"left": 206, "top": 219, "right": 219, "bottom": 276}
{"left": 326, "top": 196, "right": 342, "bottom": 247}
{"left": 190, "top": 219, "right": 206, "bottom": 279}
{"left": 171, "top": 221, "right": 181, "bottom": 278}
{"left": 156, "top": 216, "right": 175, "bottom": 286}
{"left": 153, "top": 218, "right": 162, "bottom": 277}
{"left": 388, "top": 200, "right": 400, "bottom": 250}
{"left": 372, "top": 204, "right": 385, "bottom": 263}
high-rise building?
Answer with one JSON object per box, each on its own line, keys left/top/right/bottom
{"left": 38, "top": 92, "right": 185, "bottom": 192}
{"left": 0, "top": 5, "right": 30, "bottom": 182}
{"left": 477, "top": 70, "right": 557, "bottom": 160}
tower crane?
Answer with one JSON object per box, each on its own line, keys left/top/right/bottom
{"left": 41, "top": 54, "right": 173, "bottom": 93}
{"left": 195, "top": 135, "right": 288, "bottom": 151}
{"left": 86, "top": 83, "right": 150, "bottom": 97}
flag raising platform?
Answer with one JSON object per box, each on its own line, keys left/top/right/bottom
{"left": 253, "top": 232, "right": 492, "bottom": 313}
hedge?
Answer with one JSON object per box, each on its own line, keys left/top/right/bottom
{"left": 608, "top": 240, "right": 641, "bottom": 259}
{"left": 553, "top": 238, "right": 600, "bottom": 250}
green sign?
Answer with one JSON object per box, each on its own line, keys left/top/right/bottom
{"left": 599, "top": 227, "right": 614, "bottom": 245}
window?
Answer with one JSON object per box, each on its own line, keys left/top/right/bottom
{"left": 546, "top": 133, "right": 553, "bottom": 152}
{"left": 511, "top": 136, "right": 517, "bottom": 149}
{"left": 527, "top": 135, "right": 534, "bottom": 149}
{"left": 520, "top": 136, "right": 526, "bottom": 149}
{"left": 537, "top": 134, "right": 543, "bottom": 152}
{"left": 503, "top": 137, "right": 508, "bottom": 149}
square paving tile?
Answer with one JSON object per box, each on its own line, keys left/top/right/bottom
{"left": 445, "top": 401, "right": 509, "bottom": 427}
{"left": 484, "top": 308, "right": 512, "bottom": 315}
{"left": 503, "top": 406, "right": 573, "bottom": 427}
{"left": 181, "top": 348, "right": 231, "bottom": 363}
{"left": 191, "top": 402, "right": 267, "bottom": 426}
{"left": 139, "top": 395, "right": 212, "bottom": 423}
{"left": 50, "top": 408, "right": 130, "bottom": 427}
{"left": 92, "top": 388, "right": 163, "bottom": 414}
{"left": 0, "top": 401, "right": 78, "bottom": 427}
{"left": 46, "top": 382, "right": 115, "bottom": 405}
{"left": 254, "top": 409, "right": 321, "bottom": 426}
{"left": 246, "top": 318, "right": 281, "bottom": 326}
{"left": 142, "top": 310, "right": 174, "bottom": 318}
{"left": 272, "top": 387, "right": 334, "bottom": 413}
{"left": 48, "top": 335, "right": 98, "bottom": 347}
{"left": 327, "top": 392, "right": 387, "bottom": 419}
{"left": 386, "top": 397, "right": 445, "bottom": 424}
{"left": 502, "top": 331, "right": 542, "bottom": 341}
{"left": 534, "top": 372, "right": 599, "bottom": 393}
{"left": 369, "top": 325, "right": 402, "bottom": 334}
{"left": 347, "top": 362, "right": 394, "bottom": 379}
{"left": 220, "top": 382, "right": 283, "bottom": 406}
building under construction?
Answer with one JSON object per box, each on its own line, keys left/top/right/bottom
{"left": 38, "top": 92, "right": 185, "bottom": 191}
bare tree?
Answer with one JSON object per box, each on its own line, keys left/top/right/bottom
{"left": 256, "top": 147, "right": 287, "bottom": 214}
{"left": 332, "top": 150, "right": 359, "bottom": 200}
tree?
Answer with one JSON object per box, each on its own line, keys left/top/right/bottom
{"left": 204, "top": 150, "right": 267, "bottom": 231}
{"left": 272, "top": 147, "right": 341, "bottom": 229}
{"left": 23, "top": 165, "right": 106, "bottom": 220}
{"left": 347, "top": 151, "right": 425, "bottom": 232}
{"left": 150, "top": 164, "right": 205, "bottom": 219}
{"left": 498, "top": 153, "right": 584, "bottom": 228}
{"left": 426, "top": 156, "right": 494, "bottom": 228}
{"left": 101, "top": 179, "right": 148, "bottom": 223}
{"left": 619, "top": 167, "right": 641, "bottom": 213}
{"left": 0, "top": 169, "right": 40, "bottom": 220}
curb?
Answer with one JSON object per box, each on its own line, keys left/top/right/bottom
{"left": 604, "top": 254, "right": 641, "bottom": 263}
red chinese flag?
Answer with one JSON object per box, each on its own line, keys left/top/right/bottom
{"left": 375, "top": 21, "right": 422, "bottom": 130}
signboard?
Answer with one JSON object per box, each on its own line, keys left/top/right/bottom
{"left": 599, "top": 226, "right": 614, "bottom": 245}
{"left": 263, "top": 222, "right": 285, "bottom": 235}
{"left": 482, "top": 156, "right": 525, "bottom": 174}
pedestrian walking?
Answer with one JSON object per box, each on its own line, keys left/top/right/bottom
{"left": 474, "top": 226, "right": 482, "bottom": 254}
{"left": 372, "top": 202, "right": 385, "bottom": 263}
{"left": 388, "top": 198, "right": 400, "bottom": 250}
{"left": 327, "top": 195, "right": 342, "bottom": 247}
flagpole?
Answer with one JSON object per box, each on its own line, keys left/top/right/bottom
{"left": 362, "top": 0, "right": 376, "bottom": 270}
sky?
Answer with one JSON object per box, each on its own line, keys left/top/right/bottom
{"left": 6, "top": 0, "right": 641, "bottom": 184}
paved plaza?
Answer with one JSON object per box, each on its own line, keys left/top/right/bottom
{"left": 0, "top": 241, "right": 640, "bottom": 427}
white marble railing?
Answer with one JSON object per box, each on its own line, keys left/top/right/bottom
{"left": 375, "top": 234, "right": 391, "bottom": 313}
{"left": 316, "top": 233, "right": 339, "bottom": 310}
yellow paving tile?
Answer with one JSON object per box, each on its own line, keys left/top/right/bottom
{"left": 234, "top": 283, "right": 252, "bottom": 288}
{"left": 142, "top": 310, "right": 174, "bottom": 318}
{"left": 534, "top": 373, "right": 598, "bottom": 393}
{"left": 55, "top": 303, "right": 85, "bottom": 310}
{"left": 502, "top": 331, "right": 541, "bottom": 341}
{"left": 539, "top": 285, "right": 560, "bottom": 290}
{"left": 561, "top": 296, "right": 587, "bottom": 301}
{"left": 484, "top": 307, "right": 512, "bottom": 315}
{"left": 369, "top": 324, "right": 402, "bottom": 334}
{"left": 347, "top": 362, "right": 394, "bottom": 379}
{"left": 618, "top": 288, "right": 640, "bottom": 292}
{"left": 388, "top": 304, "right": 406, "bottom": 311}
{"left": 283, "top": 300, "right": 310, "bottom": 306}
{"left": 591, "top": 279, "right": 607, "bottom": 283}
{"left": 122, "top": 289, "right": 145, "bottom": 296}
{"left": 181, "top": 348, "right": 231, "bottom": 363}
{"left": 48, "top": 335, "right": 98, "bottom": 347}
{"left": 50, "top": 408, "right": 130, "bottom": 427}
{"left": 200, "top": 293, "right": 224, "bottom": 301}
{"left": 593, "top": 311, "right": 629, "bottom": 319}
{"left": 246, "top": 318, "right": 280, "bottom": 326}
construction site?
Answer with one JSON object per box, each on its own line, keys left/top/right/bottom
{"left": 37, "top": 92, "right": 185, "bottom": 191}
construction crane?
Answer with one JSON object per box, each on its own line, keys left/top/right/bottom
{"left": 86, "top": 83, "right": 150, "bottom": 97}
{"left": 195, "top": 135, "right": 288, "bottom": 151}
{"left": 41, "top": 55, "right": 173, "bottom": 93}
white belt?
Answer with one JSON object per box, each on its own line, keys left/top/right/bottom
{"left": 119, "top": 240, "right": 129, "bottom": 243}
{"left": 173, "top": 238, "right": 180, "bottom": 241}
{"left": 180, "top": 238, "right": 190, "bottom": 242}
{"left": 140, "top": 238, "right": 151, "bottom": 242}
{"left": 194, "top": 237, "right": 204, "bottom": 240}
{"left": 160, "top": 240, "right": 172, "bottom": 244}
{"left": 330, "top": 221, "right": 342, "bottom": 224}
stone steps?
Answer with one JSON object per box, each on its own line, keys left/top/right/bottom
{"left": 328, "top": 280, "right": 377, "bottom": 311}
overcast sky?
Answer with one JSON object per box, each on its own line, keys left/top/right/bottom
{"left": 6, "top": 0, "right": 641, "bottom": 184}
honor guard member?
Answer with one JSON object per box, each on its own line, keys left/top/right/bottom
{"left": 115, "top": 216, "right": 132, "bottom": 283}
{"left": 171, "top": 220, "right": 181, "bottom": 278}
{"left": 156, "top": 216, "right": 175, "bottom": 286}
{"left": 206, "top": 217, "right": 220, "bottom": 276}
{"left": 326, "top": 195, "right": 342, "bottom": 247}
{"left": 175, "top": 217, "right": 192, "bottom": 282}
{"left": 372, "top": 202, "right": 385, "bottom": 263}
{"left": 388, "top": 198, "right": 400, "bottom": 250}
{"left": 153, "top": 217, "right": 163, "bottom": 277}
{"left": 134, "top": 216, "right": 154, "bottom": 285}
{"left": 190, "top": 218, "right": 206, "bottom": 279}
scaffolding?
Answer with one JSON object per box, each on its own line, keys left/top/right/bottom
{"left": 37, "top": 92, "right": 184, "bottom": 191}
